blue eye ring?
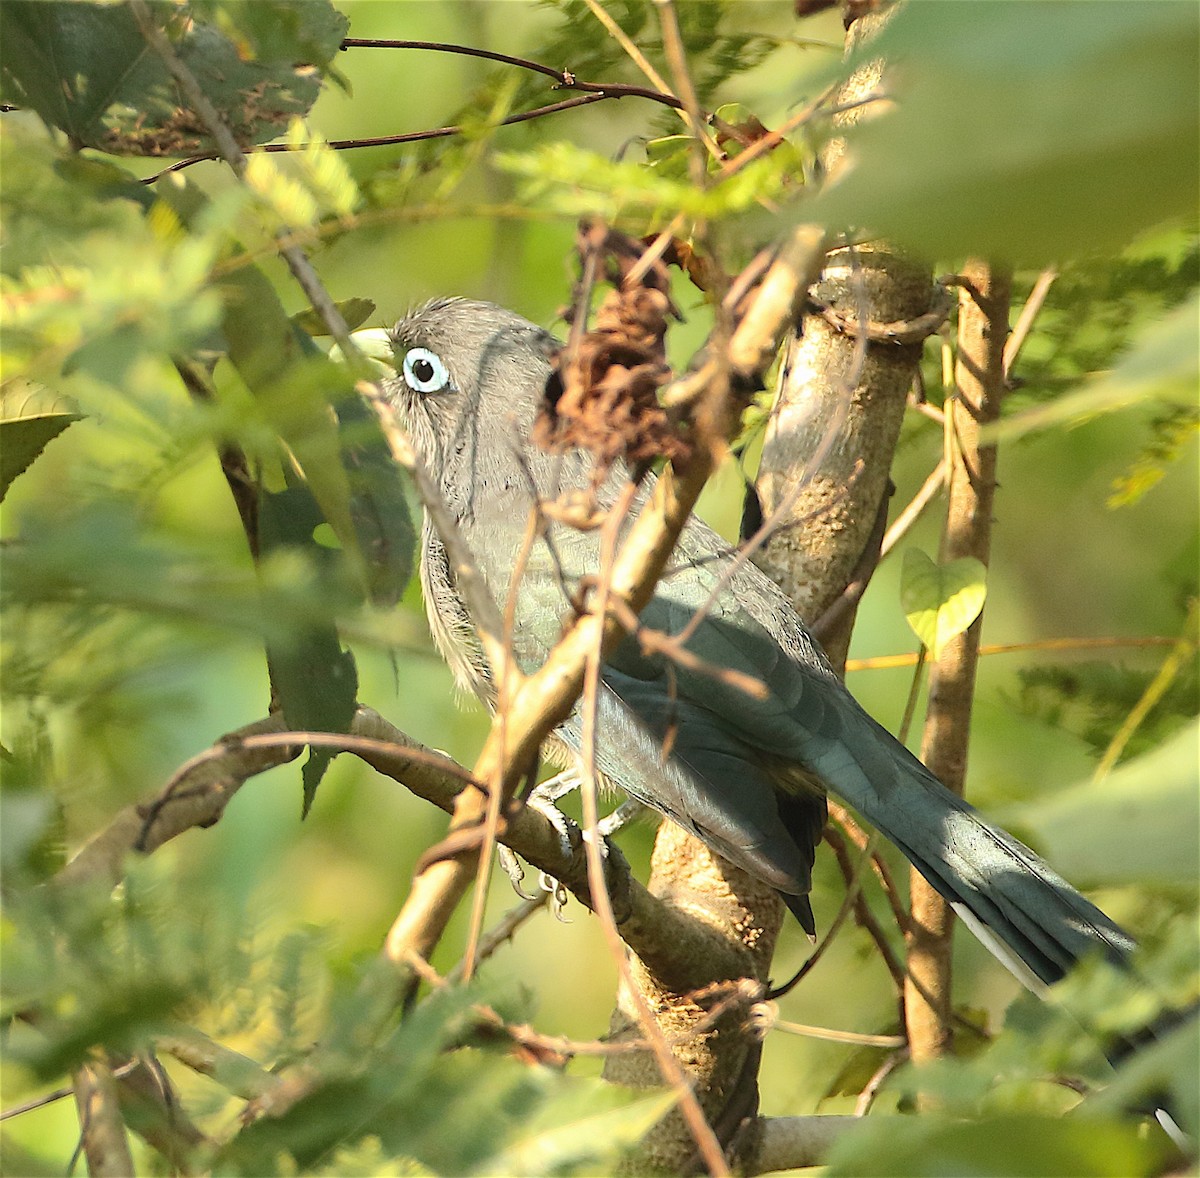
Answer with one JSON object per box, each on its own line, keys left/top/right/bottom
{"left": 402, "top": 347, "right": 452, "bottom": 394}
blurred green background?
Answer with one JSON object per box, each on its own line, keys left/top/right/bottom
{"left": 2, "top": 1, "right": 1196, "bottom": 1169}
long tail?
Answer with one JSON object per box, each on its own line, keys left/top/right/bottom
{"left": 803, "top": 700, "right": 1136, "bottom": 990}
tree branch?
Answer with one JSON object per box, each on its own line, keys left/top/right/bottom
{"left": 748, "top": 1114, "right": 861, "bottom": 1174}
{"left": 904, "top": 259, "right": 1011, "bottom": 1081}
{"left": 73, "top": 1055, "right": 135, "bottom": 1178}
{"left": 342, "top": 37, "right": 686, "bottom": 111}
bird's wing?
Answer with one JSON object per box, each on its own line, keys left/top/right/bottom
{"left": 510, "top": 506, "right": 1135, "bottom": 984}
{"left": 631, "top": 528, "right": 1136, "bottom": 985}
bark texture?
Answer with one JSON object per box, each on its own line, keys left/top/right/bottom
{"left": 904, "top": 260, "right": 1011, "bottom": 1073}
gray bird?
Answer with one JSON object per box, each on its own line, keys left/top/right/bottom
{"left": 384, "top": 296, "right": 1134, "bottom": 990}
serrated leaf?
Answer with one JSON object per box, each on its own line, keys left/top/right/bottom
{"left": 0, "top": 0, "right": 346, "bottom": 155}
{"left": 0, "top": 414, "right": 80, "bottom": 503}
{"left": 257, "top": 486, "right": 358, "bottom": 817}
{"left": 187, "top": 0, "right": 349, "bottom": 72}
{"left": 900, "top": 549, "right": 987, "bottom": 659}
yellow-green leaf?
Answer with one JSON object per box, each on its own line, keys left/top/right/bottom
{"left": 292, "top": 297, "right": 376, "bottom": 337}
{"left": 900, "top": 549, "right": 987, "bottom": 659}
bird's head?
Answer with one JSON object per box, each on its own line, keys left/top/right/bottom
{"left": 383, "top": 298, "right": 559, "bottom": 479}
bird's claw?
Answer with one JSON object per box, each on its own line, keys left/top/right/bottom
{"left": 498, "top": 772, "right": 579, "bottom": 910}
{"left": 498, "top": 845, "right": 538, "bottom": 899}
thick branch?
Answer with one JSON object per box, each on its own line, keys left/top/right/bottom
{"left": 753, "top": 8, "right": 930, "bottom": 670}
{"left": 748, "top": 1114, "right": 861, "bottom": 1175}
{"left": 54, "top": 715, "right": 298, "bottom": 890}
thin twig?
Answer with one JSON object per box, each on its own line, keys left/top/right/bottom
{"left": 768, "top": 833, "right": 877, "bottom": 999}
{"left": 144, "top": 94, "right": 614, "bottom": 182}
{"left": 847, "top": 634, "right": 1178, "bottom": 673}
{"left": 447, "top": 895, "right": 549, "bottom": 985}
{"left": 55, "top": 715, "right": 298, "bottom": 887}
{"left": 823, "top": 824, "right": 907, "bottom": 992}
{"left": 854, "top": 1050, "right": 907, "bottom": 1116}
{"left": 896, "top": 645, "right": 927, "bottom": 744}
{"left": 655, "top": 0, "right": 723, "bottom": 174}
{"left": 1093, "top": 598, "right": 1198, "bottom": 780}
{"left": 579, "top": 0, "right": 724, "bottom": 160}
{"left": 879, "top": 459, "right": 947, "bottom": 559}
{"left": 770, "top": 1019, "right": 905, "bottom": 1048}
{"left": 577, "top": 481, "right": 733, "bottom": 1175}
{"left": 610, "top": 597, "right": 769, "bottom": 701}
{"left": 342, "top": 37, "right": 685, "bottom": 110}
{"left": 581, "top": 0, "right": 675, "bottom": 98}
{"left": 2, "top": 1063, "right": 139, "bottom": 1123}
{"left": 826, "top": 802, "right": 910, "bottom": 935}
{"left": 462, "top": 508, "right": 547, "bottom": 982}
{"left": 1003, "top": 267, "right": 1057, "bottom": 377}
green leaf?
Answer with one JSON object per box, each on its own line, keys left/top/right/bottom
{"left": 206, "top": 257, "right": 409, "bottom": 813}
{"left": 256, "top": 484, "right": 358, "bottom": 818}
{"left": 825, "top": 1111, "right": 1167, "bottom": 1178}
{"left": 1108, "top": 406, "right": 1200, "bottom": 509}
{"left": 0, "top": 378, "right": 81, "bottom": 501}
{"left": 0, "top": 413, "right": 79, "bottom": 503}
{"left": 335, "top": 394, "right": 416, "bottom": 611}
{"left": 479, "top": 1085, "right": 676, "bottom": 1177}
{"left": 1, "top": 126, "right": 223, "bottom": 373}
{"left": 497, "top": 141, "right": 797, "bottom": 226}
{"left": 806, "top": 2, "right": 1200, "bottom": 263}
{"left": 293, "top": 298, "right": 377, "bottom": 338}
{"left": 216, "top": 261, "right": 362, "bottom": 564}
{"left": 0, "top": 378, "right": 84, "bottom": 503}
{"left": 900, "top": 549, "right": 987, "bottom": 659}
{"left": 0, "top": 0, "right": 347, "bottom": 155}
{"left": 187, "top": 0, "right": 349, "bottom": 72}
{"left": 1004, "top": 722, "right": 1200, "bottom": 888}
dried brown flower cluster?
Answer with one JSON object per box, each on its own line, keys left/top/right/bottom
{"left": 534, "top": 221, "right": 692, "bottom": 474}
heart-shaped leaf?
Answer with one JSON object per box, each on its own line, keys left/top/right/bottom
{"left": 900, "top": 549, "right": 988, "bottom": 659}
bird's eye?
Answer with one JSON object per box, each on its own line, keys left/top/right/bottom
{"left": 402, "top": 347, "right": 452, "bottom": 394}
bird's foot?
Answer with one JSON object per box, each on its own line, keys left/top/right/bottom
{"left": 498, "top": 772, "right": 581, "bottom": 916}
{"left": 498, "top": 775, "right": 638, "bottom": 918}
{"left": 497, "top": 847, "right": 572, "bottom": 919}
